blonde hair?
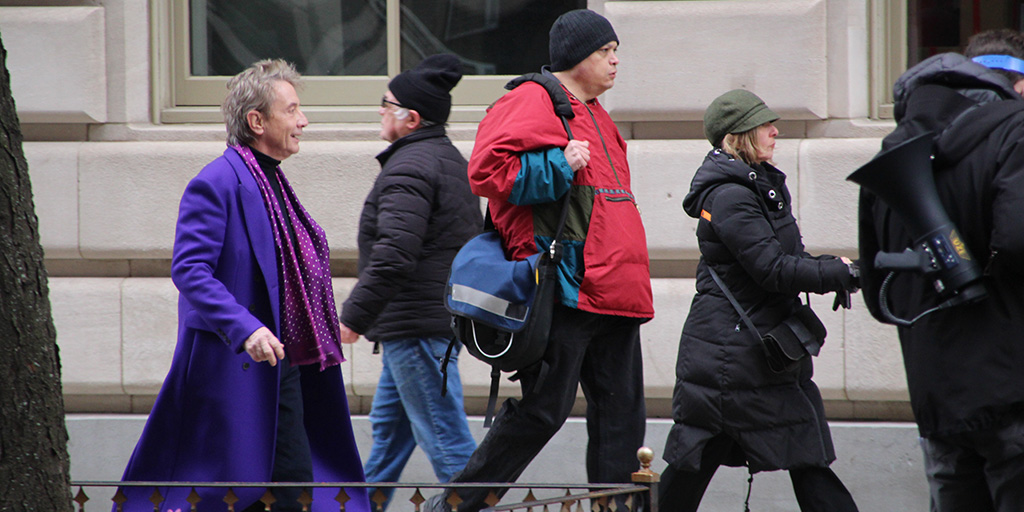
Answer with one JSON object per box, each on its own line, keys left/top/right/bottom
{"left": 722, "top": 126, "right": 769, "bottom": 166}
{"left": 222, "top": 59, "right": 303, "bottom": 146}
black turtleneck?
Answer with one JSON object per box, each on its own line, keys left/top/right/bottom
{"left": 249, "top": 146, "right": 296, "bottom": 243}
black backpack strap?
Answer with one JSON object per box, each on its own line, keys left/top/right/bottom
{"left": 893, "top": 83, "right": 1024, "bottom": 165}
{"left": 505, "top": 72, "right": 575, "bottom": 118}
{"left": 483, "top": 366, "right": 501, "bottom": 427}
{"left": 936, "top": 96, "right": 1024, "bottom": 164}
{"left": 506, "top": 72, "right": 575, "bottom": 141}
{"left": 440, "top": 337, "right": 458, "bottom": 398}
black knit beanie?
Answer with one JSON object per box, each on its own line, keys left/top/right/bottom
{"left": 388, "top": 54, "right": 463, "bottom": 124}
{"left": 549, "top": 9, "right": 618, "bottom": 72}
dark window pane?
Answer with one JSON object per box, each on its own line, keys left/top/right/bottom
{"left": 908, "top": 0, "right": 1024, "bottom": 68}
{"left": 191, "top": 0, "right": 387, "bottom": 76}
{"left": 398, "top": 0, "right": 587, "bottom": 74}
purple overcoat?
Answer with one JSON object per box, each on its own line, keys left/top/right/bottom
{"left": 118, "top": 149, "right": 370, "bottom": 512}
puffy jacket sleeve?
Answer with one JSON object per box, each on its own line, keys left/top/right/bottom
{"left": 171, "top": 174, "right": 265, "bottom": 352}
{"left": 468, "top": 83, "right": 574, "bottom": 204}
{"left": 340, "top": 161, "right": 433, "bottom": 334}
{"left": 710, "top": 184, "right": 853, "bottom": 294}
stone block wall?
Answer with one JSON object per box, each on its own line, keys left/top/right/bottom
{"left": 29, "top": 137, "right": 906, "bottom": 416}
{"left": 3, "top": 0, "right": 911, "bottom": 419}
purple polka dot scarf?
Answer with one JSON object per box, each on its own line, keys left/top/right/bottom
{"left": 232, "top": 145, "right": 345, "bottom": 370}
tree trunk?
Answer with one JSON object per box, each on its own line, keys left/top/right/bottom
{"left": 0, "top": 30, "right": 73, "bottom": 512}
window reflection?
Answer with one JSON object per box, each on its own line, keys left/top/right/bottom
{"left": 191, "top": 0, "right": 387, "bottom": 76}
{"left": 190, "top": 0, "right": 586, "bottom": 77}
{"left": 399, "top": 0, "right": 585, "bottom": 74}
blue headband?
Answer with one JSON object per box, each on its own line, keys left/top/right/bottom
{"left": 972, "top": 54, "right": 1024, "bottom": 74}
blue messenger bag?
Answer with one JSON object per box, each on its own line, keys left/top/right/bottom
{"left": 445, "top": 211, "right": 564, "bottom": 373}
{"left": 443, "top": 195, "right": 568, "bottom": 427}
{"left": 445, "top": 231, "right": 542, "bottom": 351}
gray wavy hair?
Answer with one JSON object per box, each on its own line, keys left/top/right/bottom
{"left": 222, "top": 59, "right": 303, "bottom": 146}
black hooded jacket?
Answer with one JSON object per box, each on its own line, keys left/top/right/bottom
{"left": 859, "top": 53, "right": 1024, "bottom": 437}
{"left": 664, "top": 148, "right": 854, "bottom": 473}
{"left": 341, "top": 125, "right": 482, "bottom": 342}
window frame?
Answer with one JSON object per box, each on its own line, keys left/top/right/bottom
{"left": 151, "top": 0, "right": 514, "bottom": 124}
{"left": 870, "top": 0, "right": 906, "bottom": 120}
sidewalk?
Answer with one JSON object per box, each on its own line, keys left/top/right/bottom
{"left": 67, "top": 415, "right": 927, "bottom": 511}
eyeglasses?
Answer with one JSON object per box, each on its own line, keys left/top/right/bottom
{"left": 381, "top": 96, "right": 403, "bottom": 109}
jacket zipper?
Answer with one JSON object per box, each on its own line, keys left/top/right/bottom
{"left": 581, "top": 101, "right": 634, "bottom": 206}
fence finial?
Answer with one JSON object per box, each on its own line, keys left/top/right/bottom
{"left": 631, "top": 447, "right": 659, "bottom": 483}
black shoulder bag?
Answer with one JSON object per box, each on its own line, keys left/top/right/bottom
{"left": 707, "top": 267, "right": 826, "bottom": 374}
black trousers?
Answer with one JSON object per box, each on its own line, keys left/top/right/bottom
{"left": 659, "top": 434, "right": 858, "bottom": 512}
{"left": 435, "top": 304, "right": 646, "bottom": 512}
{"left": 921, "top": 415, "right": 1024, "bottom": 512}
{"left": 243, "top": 362, "right": 314, "bottom": 512}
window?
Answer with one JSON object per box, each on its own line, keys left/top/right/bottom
{"left": 872, "top": 0, "right": 1024, "bottom": 119}
{"left": 908, "top": 0, "right": 1024, "bottom": 66}
{"left": 154, "top": 0, "right": 585, "bottom": 123}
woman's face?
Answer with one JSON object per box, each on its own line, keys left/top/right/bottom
{"left": 754, "top": 122, "right": 779, "bottom": 163}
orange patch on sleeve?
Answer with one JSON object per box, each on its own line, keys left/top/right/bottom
{"left": 701, "top": 209, "right": 712, "bottom": 222}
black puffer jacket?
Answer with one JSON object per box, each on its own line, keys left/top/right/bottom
{"left": 859, "top": 53, "right": 1024, "bottom": 438}
{"left": 341, "top": 125, "right": 482, "bottom": 342}
{"left": 664, "top": 149, "right": 854, "bottom": 473}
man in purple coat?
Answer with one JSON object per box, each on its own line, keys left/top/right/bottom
{"left": 117, "top": 59, "right": 370, "bottom": 512}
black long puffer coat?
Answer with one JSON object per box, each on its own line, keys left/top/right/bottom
{"left": 340, "top": 125, "right": 482, "bottom": 342}
{"left": 664, "top": 148, "right": 855, "bottom": 473}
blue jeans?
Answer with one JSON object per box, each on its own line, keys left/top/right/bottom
{"left": 363, "top": 337, "right": 476, "bottom": 509}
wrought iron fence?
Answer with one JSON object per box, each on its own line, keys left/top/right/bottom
{"left": 70, "top": 448, "right": 660, "bottom": 512}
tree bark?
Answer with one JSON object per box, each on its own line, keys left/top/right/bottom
{"left": 0, "top": 30, "right": 73, "bottom": 512}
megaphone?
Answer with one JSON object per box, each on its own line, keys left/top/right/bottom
{"left": 847, "top": 131, "right": 987, "bottom": 326}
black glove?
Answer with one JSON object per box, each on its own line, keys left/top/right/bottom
{"left": 833, "top": 260, "right": 861, "bottom": 310}
{"left": 833, "top": 289, "right": 852, "bottom": 310}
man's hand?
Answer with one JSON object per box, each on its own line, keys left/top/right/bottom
{"left": 339, "top": 322, "right": 360, "bottom": 344}
{"left": 564, "top": 139, "right": 591, "bottom": 172}
{"left": 244, "top": 326, "right": 286, "bottom": 366}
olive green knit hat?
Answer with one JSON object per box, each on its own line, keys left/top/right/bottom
{"left": 703, "top": 89, "right": 780, "bottom": 147}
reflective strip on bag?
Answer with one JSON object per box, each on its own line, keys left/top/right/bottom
{"left": 450, "top": 284, "right": 530, "bottom": 321}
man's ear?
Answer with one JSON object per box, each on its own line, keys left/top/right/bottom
{"left": 247, "top": 110, "right": 266, "bottom": 136}
{"left": 406, "top": 109, "right": 423, "bottom": 131}
{"left": 1015, "top": 78, "right": 1024, "bottom": 97}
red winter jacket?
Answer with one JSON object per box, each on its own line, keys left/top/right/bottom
{"left": 467, "top": 79, "right": 653, "bottom": 319}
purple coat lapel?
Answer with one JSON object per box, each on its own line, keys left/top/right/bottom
{"left": 225, "top": 148, "right": 281, "bottom": 334}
